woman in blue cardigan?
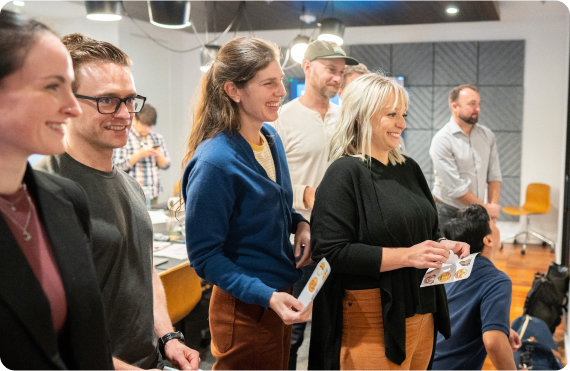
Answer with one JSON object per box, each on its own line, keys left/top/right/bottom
{"left": 181, "top": 37, "right": 312, "bottom": 370}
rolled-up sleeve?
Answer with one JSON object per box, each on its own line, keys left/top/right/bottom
{"left": 487, "top": 134, "right": 502, "bottom": 183}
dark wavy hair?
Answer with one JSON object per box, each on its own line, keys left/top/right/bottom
{"left": 443, "top": 204, "right": 492, "bottom": 254}
{"left": 0, "top": 10, "right": 53, "bottom": 83}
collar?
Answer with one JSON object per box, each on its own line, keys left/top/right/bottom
{"left": 448, "top": 116, "right": 478, "bottom": 136}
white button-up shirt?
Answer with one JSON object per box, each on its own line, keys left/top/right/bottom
{"left": 430, "top": 117, "right": 502, "bottom": 210}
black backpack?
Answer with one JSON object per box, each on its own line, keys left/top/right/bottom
{"left": 523, "top": 262, "right": 569, "bottom": 333}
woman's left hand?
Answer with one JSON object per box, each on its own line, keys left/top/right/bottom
{"left": 440, "top": 239, "right": 470, "bottom": 258}
{"left": 294, "top": 221, "right": 312, "bottom": 268}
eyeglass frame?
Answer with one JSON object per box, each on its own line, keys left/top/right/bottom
{"left": 74, "top": 94, "right": 147, "bottom": 114}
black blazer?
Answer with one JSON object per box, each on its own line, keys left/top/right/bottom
{"left": 0, "top": 166, "right": 113, "bottom": 370}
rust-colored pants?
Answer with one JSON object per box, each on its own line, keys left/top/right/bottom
{"left": 209, "top": 286, "right": 292, "bottom": 370}
{"left": 340, "top": 288, "right": 434, "bottom": 370}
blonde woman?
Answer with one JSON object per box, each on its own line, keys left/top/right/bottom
{"left": 308, "top": 73, "right": 469, "bottom": 370}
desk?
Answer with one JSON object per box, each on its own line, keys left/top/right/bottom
{"left": 155, "top": 256, "right": 188, "bottom": 275}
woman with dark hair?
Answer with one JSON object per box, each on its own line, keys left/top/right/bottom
{"left": 181, "top": 37, "right": 312, "bottom": 370}
{"left": 0, "top": 10, "right": 113, "bottom": 370}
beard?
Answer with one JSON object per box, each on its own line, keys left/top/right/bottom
{"left": 459, "top": 113, "right": 478, "bottom": 125}
{"left": 309, "top": 75, "right": 338, "bottom": 99}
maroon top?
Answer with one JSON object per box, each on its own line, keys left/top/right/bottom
{"left": 0, "top": 185, "right": 68, "bottom": 334}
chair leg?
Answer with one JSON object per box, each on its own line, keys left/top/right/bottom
{"left": 528, "top": 230, "right": 555, "bottom": 253}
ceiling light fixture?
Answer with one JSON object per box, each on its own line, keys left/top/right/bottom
{"left": 299, "top": 13, "right": 316, "bottom": 24}
{"left": 317, "top": 17, "right": 345, "bottom": 46}
{"left": 446, "top": 6, "right": 459, "bottom": 14}
{"left": 290, "top": 35, "right": 310, "bottom": 64}
{"left": 200, "top": 44, "right": 220, "bottom": 72}
{"left": 85, "top": 1, "right": 122, "bottom": 21}
{"left": 12, "top": 0, "right": 25, "bottom": 6}
{"left": 148, "top": 1, "right": 191, "bottom": 29}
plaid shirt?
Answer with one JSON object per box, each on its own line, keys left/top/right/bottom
{"left": 113, "top": 129, "right": 170, "bottom": 199}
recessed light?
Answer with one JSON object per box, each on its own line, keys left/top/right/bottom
{"left": 446, "top": 6, "right": 459, "bottom": 14}
{"left": 13, "top": 1, "right": 25, "bottom": 6}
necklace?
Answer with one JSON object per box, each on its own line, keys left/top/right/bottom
{"left": 0, "top": 183, "right": 27, "bottom": 211}
{"left": 0, "top": 185, "right": 33, "bottom": 242}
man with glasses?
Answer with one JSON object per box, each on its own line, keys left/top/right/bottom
{"left": 429, "top": 84, "right": 502, "bottom": 228}
{"left": 36, "top": 34, "right": 200, "bottom": 370}
{"left": 113, "top": 103, "right": 171, "bottom": 205}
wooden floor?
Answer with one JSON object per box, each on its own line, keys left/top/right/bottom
{"left": 482, "top": 242, "right": 566, "bottom": 370}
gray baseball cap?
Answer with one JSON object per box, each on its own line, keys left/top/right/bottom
{"left": 302, "top": 40, "right": 359, "bottom": 65}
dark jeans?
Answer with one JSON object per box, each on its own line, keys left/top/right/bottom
{"left": 288, "top": 260, "right": 317, "bottom": 370}
{"left": 435, "top": 201, "right": 460, "bottom": 234}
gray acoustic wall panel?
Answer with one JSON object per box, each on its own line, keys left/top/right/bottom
{"left": 392, "top": 43, "right": 433, "bottom": 85}
{"left": 403, "top": 130, "right": 433, "bottom": 176}
{"left": 433, "top": 87, "right": 452, "bottom": 130}
{"left": 494, "top": 132, "right": 522, "bottom": 177}
{"left": 434, "top": 42, "right": 478, "bottom": 85}
{"left": 479, "top": 87, "right": 524, "bottom": 132}
{"left": 499, "top": 177, "right": 521, "bottom": 222}
{"left": 406, "top": 87, "right": 433, "bottom": 130}
{"left": 350, "top": 44, "right": 391, "bottom": 74}
{"left": 479, "top": 40, "right": 525, "bottom": 86}
{"left": 280, "top": 39, "right": 524, "bottom": 221}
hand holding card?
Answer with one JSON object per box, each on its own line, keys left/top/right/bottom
{"left": 293, "top": 258, "right": 331, "bottom": 319}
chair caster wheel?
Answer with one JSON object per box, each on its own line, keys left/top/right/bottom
{"left": 513, "top": 239, "right": 518, "bottom": 244}
{"left": 551, "top": 247, "right": 555, "bottom": 253}
{"left": 521, "top": 249, "right": 526, "bottom": 255}
{"left": 542, "top": 241, "right": 547, "bottom": 247}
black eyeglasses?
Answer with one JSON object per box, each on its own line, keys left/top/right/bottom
{"left": 75, "top": 94, "right": 146, "bottom": 114}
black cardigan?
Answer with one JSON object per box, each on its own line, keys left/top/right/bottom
{"left": 308, "top": 155, "right": 451, "bottom": 369}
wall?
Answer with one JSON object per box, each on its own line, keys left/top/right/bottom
{"left": 3, "top": 1, "right": 568, "bottom": 253}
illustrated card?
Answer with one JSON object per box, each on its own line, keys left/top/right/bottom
{"left": 420, "top": 252, "right": 479, "bottom": 287}
{"left": 295, "top": 258, "right": 331, "bottom": 316}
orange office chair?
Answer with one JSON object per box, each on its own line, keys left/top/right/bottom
{"left": 501, "top": 183, "right": 554, "bottom": 255}
{"left": 159, "top": 263, "right": 202, "bottom": 326}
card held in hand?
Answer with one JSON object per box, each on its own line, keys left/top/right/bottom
{"left": 296, "top": 258, "right": 331, "bottom": 315}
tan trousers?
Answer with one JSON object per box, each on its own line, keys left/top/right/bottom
{"left": 340, "top": 289, "right": 434, "bottom": 370}
{"left": 209, "top": 286, "right": 292, "bottom": 370}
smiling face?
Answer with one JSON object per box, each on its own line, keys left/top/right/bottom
{"left": 133, "top": 118, "right": 152, "bottom": 138}
{"left": 306, "top": 58, "right": 346, "bottom": 99}
{"left": 68, "top": 61, "right": 136, "bottom": 154}
{"left": 370, "top": 94, "right": 407, "bottom": 157}
{"left": 0, "top": 32, "right": 81, "bottom": 159}
{"left": 453, "top": 87, "right": 480, "bottom": 125}
{"left": 235, "top": 60, "right": 286, "bottom": 127}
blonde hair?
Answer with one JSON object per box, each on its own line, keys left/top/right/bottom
{"left": 330, "top": 73, "right": 407, "bottom": 166}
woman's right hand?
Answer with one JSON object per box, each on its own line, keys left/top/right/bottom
{"left": 406, "top": 240, "right": 450, "bottom": 269}
{"left": 269, "top": 292, "right": 312, "bottom": 325}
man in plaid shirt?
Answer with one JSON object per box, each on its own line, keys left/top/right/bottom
{"left": 114, "top": 103, "right": 170, "bottom": 203}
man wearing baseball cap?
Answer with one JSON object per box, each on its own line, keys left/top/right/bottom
{"left": 271, "top": 40, "right": 358, "bottom": 369}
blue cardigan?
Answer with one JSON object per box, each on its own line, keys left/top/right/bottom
{"left": 182, "top": 124, "right": 306, "bottom": 308}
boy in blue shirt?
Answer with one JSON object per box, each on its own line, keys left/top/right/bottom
{"left": 433, "top": 204, "right": 521, "bottom": 370}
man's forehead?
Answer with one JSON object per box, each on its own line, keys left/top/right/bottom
{"left": 76, "top": 61, "right": 136, "bottom": 95}
{"left": 459, "top": 88, "right": 480, "bottom": 100}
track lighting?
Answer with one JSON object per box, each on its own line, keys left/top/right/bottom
{"left": 290, "top": 35, "right": 310, "bottom": 64}
{"left": 317, "top": 17, "right": 345, "bottom": 46}
{"left": 85, "top": 1, "right": 122, "bottom": 22}
{"left": 148, "top": 1, "right": 191, "bottom": 29}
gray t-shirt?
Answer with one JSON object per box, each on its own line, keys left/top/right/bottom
{"left": 36, "top": 152, "right": 160, "bottom": 369}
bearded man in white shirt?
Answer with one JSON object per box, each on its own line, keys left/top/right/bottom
{"left": 429, "top": 84, "right": 502, "bottom": 228}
